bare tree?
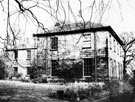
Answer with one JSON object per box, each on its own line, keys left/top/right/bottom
{"left": 120, "top": 32, "right": 135, "bottom": 76}
{"left": 0, "top": 0, "right": 115, "bottom": 49}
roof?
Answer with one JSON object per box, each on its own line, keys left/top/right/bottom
{"left": 33, "top": 26, "right": 124, "bottom": 46}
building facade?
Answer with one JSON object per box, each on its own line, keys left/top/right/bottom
{"left": 6, "top": 26, "right": 124, "bottom": 81}
{"left": 6, "top": 48, "right": 37, "bottom": 78}
{"left": 34, "top": 26, "right": 124, "bottom": 81}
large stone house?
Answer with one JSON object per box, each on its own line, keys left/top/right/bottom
{"left": 6, "top": 25, "right": 124, "bottom": 81}
{"left": 33, "top": 26, "right": 124, "bottom": 81}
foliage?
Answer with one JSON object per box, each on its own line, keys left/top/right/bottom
{"left": 109, "top": 91, "right": 132, "bottom": 102}
{"left": 12, "top": 73, "right": 22, "bottom": 79}
{"left": 107, "top": 80, "right": 133, "bottom": 102}
{"left": 0, "top": 58, "right": 7, "bottom": 79}
{"left": 28, "top": 65, "right": 45, "bottom": 79}
{"left": 32, "top": 76, "right": 47, "bottom": 83}
{"left": 48, "top": 82, "right": 108, "bottom": 101}
{"left": 57, "top": 59, "right": 83, "bottom": 82}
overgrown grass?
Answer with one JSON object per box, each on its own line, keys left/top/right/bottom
{"left": 47, "top": 80, "right": 134, "bottom": 102}
{"left": 48, "top": 82, "right": 109, "bottom": 101}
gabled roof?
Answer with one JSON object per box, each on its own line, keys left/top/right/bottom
{"left": 33, "top": 26, "right": 124, "bottom": 46}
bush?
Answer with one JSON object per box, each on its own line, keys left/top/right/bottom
{"left": 64, "top": 88, "right": 77, "bottom": 101}
{"left": 0, "top": 59, "right": 7, "bottom": 79}
{"left": 48, "top": 83, "right": 108, "bottom": 101}
{"left": 108, "top": 80, "right": 133, "bottom": 102}
{"left": 11, "top": 73, "right": 22, "bottom": 79}
{"left": 57, "top": 59, "right": 83, "bottom": 83}
{"left": 32, "top": 76, "right": 47, "bottom": 83}
{"left": 109, "top": 91, "right": 132, "bottom": 102}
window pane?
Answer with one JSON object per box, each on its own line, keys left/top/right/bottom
{"left": 84, "top": 59, "right": 93, "bottom": 76}
{"left": 51, "top": 37, "right": 58, "bottom": 50}
{"left": 51, "top": 60, "right": 58, "bottom": 76}
{"left": 27, "top": 50, "right": 31, "bottom": 59}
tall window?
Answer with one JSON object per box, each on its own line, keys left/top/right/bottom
{"left": 14, "top": 50, "right": 18, "bottom": 60}
{"left": 51, "top": 60, "right": 58, "bottom": 76}
{"left": 27, "top": 50, "right": 31, "bottom": 59}
{"left": 114, "top": 60, "right": 116, "bottom": 78}
{"left": 84, "top": 58, "right": 94, "bottom": 76}
{"left": 14, "top": 67, "right": 18, "bottom": 74}
{"left": 82, "top": 34, "right": 91, "bottom": 49}
{"left": 110, "top": 58, "right": 114, "bottom": 78}
{"left": 117, "top": 43, "right": 119, "bottom": 55}
{"left": 118, "top": 63, "right": 121, "bottom": 79}
{"left": 114, "top": 39, "right": 116, "bottom": 52}
{"left": 27, "top": 67, "right": 31, "bottom": 75}
{"left": 51, "top": 37, "right": 58, "bottom": 51}
{"left": 109, "top": 34, "right": 112, "bottom": 49}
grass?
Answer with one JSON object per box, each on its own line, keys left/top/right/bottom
{"left": 0, "top": 80, "right": 69, "bottom": 102}
{"left": 0, "top": 80, "right": 134, "bottom": 102}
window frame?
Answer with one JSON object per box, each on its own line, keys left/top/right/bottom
{"left": 50, "top": 37, "right": 58, "bottom": 51}
{"left": 51, "top": 60, "right": 59, "bottom": 76}
{"left": 27, "top": 50, "right": 31, "bottom": 59}
{"left": 83, "top": 58, "right": 94, "bottom": 77}
{"left": 82, "top": 34, "right": 92, "bottom": 49}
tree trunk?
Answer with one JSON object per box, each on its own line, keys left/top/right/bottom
{"left": 123, "top": 52, "right": 127, "bottom": 77}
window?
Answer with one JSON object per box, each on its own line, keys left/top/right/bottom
{"left": 51, "top": 60, "right": 58, "bottom": 76}
{"left": 82, "top": 34, "right": 91, "bottom": 49}
{"left": 114, "top": 39, "right": 116, "bottom": 52}
{"left": 27, "top": 67, "right": 31, "bottom": 75}
{"left": 117, "top": 43, "right": 119, "bottom": 55}
{"left": 114, "top": 60, "right": 116, "bottom": 78}
{"left": 110, "top": 58, "right": 112, "bottom": 77}
{"left": 120, "top": 46, "right": 122, "bottom": 57}
{"left": 111, "top": 60, "right": 115, "bottom": 78}
{"left": 27, "top": 50, "right": 31, "bottom": 59}
{"left": 84, "top": 58, "right": 94, "bottom": 76}
{"left": 51, "top": 37, "right": 58, "bottom": 51}
{"left": 14, "top": 50, "right": 18, "bottom": 60}
{"left": 109, "top": 34, "right": 112, "bottom": 49}
{"left": 14, "top": 67, "right": 18, "bottom": 74}
{"left": 118, "top": 63, "right": 121, "bottom": 79}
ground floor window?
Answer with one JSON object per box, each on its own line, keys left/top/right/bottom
{"left": 51, "top": 60, "right": 59, "bottom": 76}
{"left": 84, "top": 58, "right": 94, "bottom": 77}
{"left": 14, "top": 67, "right": 18, "bottom": 74}
{"left": 27, "top": 67, "right": 31, "bottom": 75}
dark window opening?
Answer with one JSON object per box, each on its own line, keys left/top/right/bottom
{"left": 14, "top": 67, "right": 18, "bottom": 74}
{"left": 14, "top": 50, "right": 18, "bottom": 60}
{"left": 27, "top": 67, "right": 31, "bottom": 75}
{"left": 51, "top": 37, "right": 58, "bottom": 51}
{"left": 27, "top": 50, "right": 31, "bottom": 59}
{"left": 51, "top": 60, "right": 59, "bottom": 76}
{"left": 84, "top": 58, "right": 94, "bottom": 77}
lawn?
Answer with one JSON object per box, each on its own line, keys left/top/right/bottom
{"left": 0, "top": 80, "right": 133, "bottom": 102}
{"left": 0, "top": 80, "right": 69, "bottom": 102}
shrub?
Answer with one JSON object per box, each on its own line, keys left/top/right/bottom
{"left": 0, "top": 58, "right": 7, "bottom": 79}
{"left": 12, "top": 73, "right": 22, "bottom": 79}
{"left": 64, "top": 88, "right": 77, "bottom": 101}
{"left": 32, "top": 76, "right": 47, "bottom": 83}
{"left": 57, "top": 59, "right": 83, "bottom": 83}
{"left": 48, "top": 82, "right": 108, "bottom": 101}
{"left": 108, "top": 80, "right": 133, "bottom": 102}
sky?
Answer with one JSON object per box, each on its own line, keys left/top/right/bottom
{"left": 0, "top": 0, "right": 135, "bottom": 41}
